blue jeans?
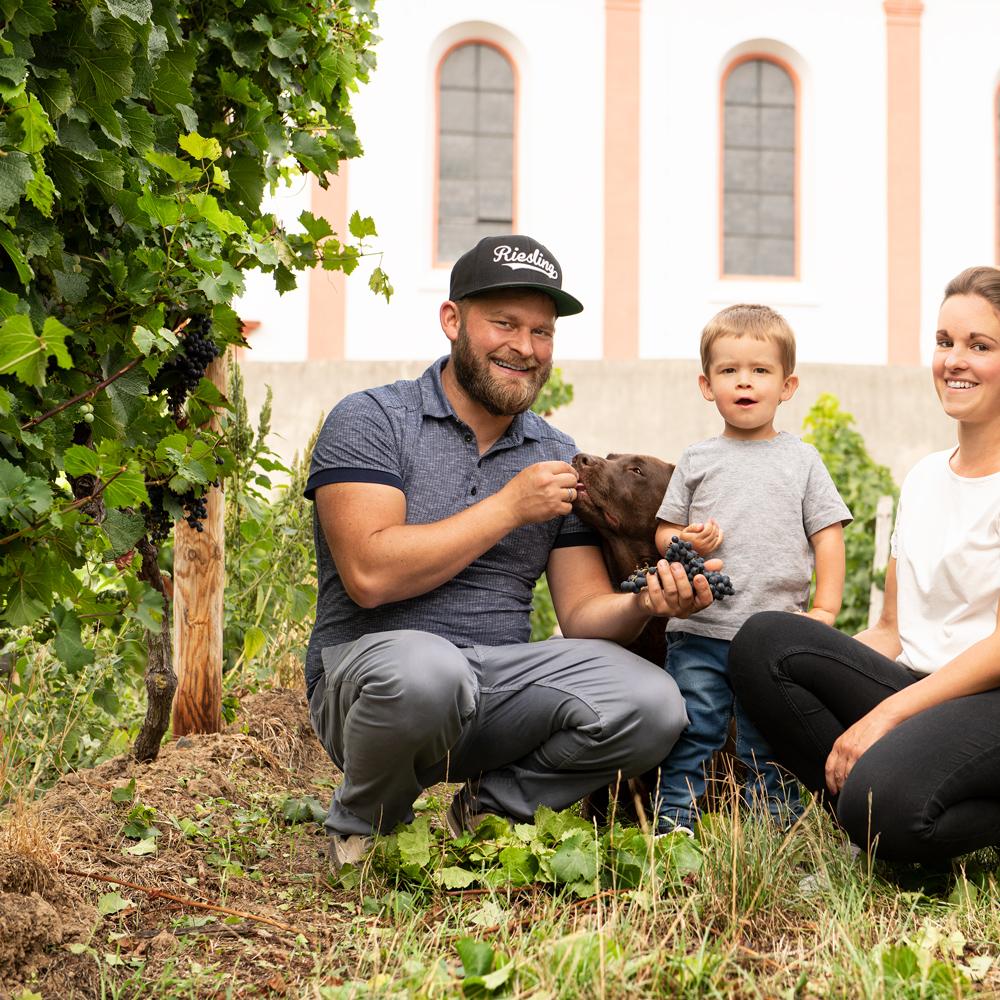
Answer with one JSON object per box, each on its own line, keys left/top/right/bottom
{"left": 657, "top": 632, "right": 802, "bottom": 831}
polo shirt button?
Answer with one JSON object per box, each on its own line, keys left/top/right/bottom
{"left": 464, "top": 433, "right": 473, "bottom": 443}
{"left": 470, "top": 487, "right": 477, "bottom": 496}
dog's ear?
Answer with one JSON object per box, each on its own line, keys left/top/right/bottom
{"left": 605, "top": 453, "right": 620, "bottom": 460}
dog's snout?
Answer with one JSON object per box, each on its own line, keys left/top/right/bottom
{"left": 574, "top": 453, "right": 594, "bottom": 467}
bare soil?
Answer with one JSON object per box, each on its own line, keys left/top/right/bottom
{"left": 0, "top": 687, "right": 361, "bottom": 998}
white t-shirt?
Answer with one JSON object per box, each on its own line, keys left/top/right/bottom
{"left": 891, "top": 448, "right": 1000, "bottom": 674}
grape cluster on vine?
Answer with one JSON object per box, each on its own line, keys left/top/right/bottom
{"left": 143, "top": 484, "right": 210, "bottom": 540}
{"left": 160, "top": 313, "right": 221, "bottom": 411}
{"left": 619, "top": 536, "right": 736, "bottom": 602}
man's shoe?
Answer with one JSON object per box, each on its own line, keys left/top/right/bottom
{"left": 446, "top": 785, "right": 506, "bottom": 837}
{"left": 328, "top": 833, "right": 374, "bottom": 871}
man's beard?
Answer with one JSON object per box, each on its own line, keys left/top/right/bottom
{"left": 451, "top": 323, "right": 551, "bottom": 417}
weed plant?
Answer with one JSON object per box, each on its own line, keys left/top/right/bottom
{"left": 223, "top": 359, "right": 318, "bottom": 690}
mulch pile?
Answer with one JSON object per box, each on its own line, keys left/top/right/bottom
{"left": 0, "top": 687, "right": 360, "bottom": 997}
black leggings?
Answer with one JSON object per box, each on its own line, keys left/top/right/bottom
{"left": 729, "top": 611, "right": 1000, "bottom": 863}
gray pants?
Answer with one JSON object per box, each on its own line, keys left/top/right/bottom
{"left": 309, "top": 629, "right": 688, "bottom": 836}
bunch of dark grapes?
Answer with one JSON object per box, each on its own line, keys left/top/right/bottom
{"left": 143, "top": 485, "right": 173, "bottom": 542}
{"left": 162, "top": 314, "right": 221, "bottom": 411}
{"left": 619, "top": 536, "right": 736, "bottom": 602}
{"left": 180, "top": 493, "right": 208, "bottom": 532}
{"left": 143, "top": 484, "right": 210, "bottom": 540}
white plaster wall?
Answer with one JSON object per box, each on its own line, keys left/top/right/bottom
{"left": 640, "top": 0, "right": 888, "bottom": 366}
{"left": 920, "top": 0, "right": 1000, "bottom": 365}
{"left": 232, "top": 177, "right": 312, "bottom": 361}
{"left": 236, "top": 1, "right": 1000, "bottom": 370}
{"left": 342, "top": 0, "right": 607, "bottom": 361}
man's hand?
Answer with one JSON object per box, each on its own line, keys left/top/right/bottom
{"left": 680, "top": 519, "right": 724, "bottom": 556}
{"left": 496, "top": 460, "right": 580, "bottom": 527}
{"left": 824, "top": 708, "right": 896, "bottom": 795}
{"left": 641, "top": 557, "right": 722, "bottom": 619}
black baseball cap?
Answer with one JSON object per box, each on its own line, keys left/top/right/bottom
{"left": 449, "top": 234, "right": 584, "bottom": 316}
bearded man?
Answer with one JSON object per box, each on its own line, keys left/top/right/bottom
{"left": 304, "top": 234, "right": 717, "bottom": 868}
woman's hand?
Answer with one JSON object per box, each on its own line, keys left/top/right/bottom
{"left": 824, "top": 707, "right": 897, "bottom": 795}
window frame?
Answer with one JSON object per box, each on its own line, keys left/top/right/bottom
{"left": 718, "top": 52, "right": 801, "bottom": 282}
{"left": 433, "top": 38, "right": 519, "bottom": 268}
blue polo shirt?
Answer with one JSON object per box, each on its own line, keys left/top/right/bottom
{"left": 303, "top": 356, "right": 598, "bottom": 695}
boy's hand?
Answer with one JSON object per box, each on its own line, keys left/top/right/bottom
{"left": 680, "top": 519, "right": 723, "bottom": 556}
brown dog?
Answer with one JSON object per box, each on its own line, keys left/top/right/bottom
{"left": 571, "top": 452, "right": 674, "bottom": 827}
{"left": 571, "top": 451, "right": 739, "bottom": 828}
{"left": 571, "top": 452, "right": 674, "bottom": 667}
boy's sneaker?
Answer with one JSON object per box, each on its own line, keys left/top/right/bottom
{"left": 446, "top": 783, "right": 509, "bottom": 837}
{"left": 328, "top": 833, "right": 374, "bottom": 871}
{"left": 655, "top": 818, "right": 695, "bottom": 839}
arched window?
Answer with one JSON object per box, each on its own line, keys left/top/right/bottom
{"left": 436, "top": 41, "right": 515, "bottom": 264}
{"left": 721, "top": 56, "right": 797, "bottom": 277}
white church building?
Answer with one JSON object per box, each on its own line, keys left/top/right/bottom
{"left": 235, "top": 0, "right": 1000, "bottom": 477}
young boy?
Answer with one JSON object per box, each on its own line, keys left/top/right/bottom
{"left": 654, "top": 304, "right": 851, "bottom": 835}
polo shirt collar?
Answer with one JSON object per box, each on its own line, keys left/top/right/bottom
{"left": 419, "top": 356, "right": 540, "bottom": 444}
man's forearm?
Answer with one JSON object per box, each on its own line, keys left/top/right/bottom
{"left": 326, "top": 493, "right": 518, "bottom": 607}
{"left": 560, "top": 591, "right": 649, "bottom": 644}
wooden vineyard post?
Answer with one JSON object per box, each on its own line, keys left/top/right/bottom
{"left": 171, "top": 352, "right": 227, "bottom": 735}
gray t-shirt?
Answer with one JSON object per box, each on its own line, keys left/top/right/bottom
{"left": 656, "top": 432, "right": 852, "bottom": 640}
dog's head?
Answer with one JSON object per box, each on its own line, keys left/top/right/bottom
{"left": 571, "top": 452, "right": 675, "bottom": 539}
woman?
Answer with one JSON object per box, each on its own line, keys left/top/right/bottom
{"left": 729, "top": 266, "right": 1000, "bottom": 863}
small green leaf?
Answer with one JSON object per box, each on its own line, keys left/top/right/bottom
{"left": 0, "top": 151, "right": 33, "bottom": 212}
{"left": 111, "top": 778, "right": 136, "bottom": 803}
{"left": 52, "top": 606, "right": 96, "bottom": 672}
{"left": 132, "top": 325, "right": 155, "bottom": 354}
{"left": 0, "top": 314, "right": 42, "bottom": 385}
{"left": 280, "top": 796, "right": 326, "bottom": 824}
{"left": 25, "top": 163, "right": 56, "bottom": 216}
{"left": 9, "top": 94, "right": 55, "bottom": 154}
{"left": 348, "top": 210, "right": 377, "bottom": 239}
{"left": 188, "top": 192, "right": 246, "bottom": 235}
{"left": 179, "top": 131, "right": 222, "bottom": 162}
{"left": 549, "top": 832, "right": 598, "bottom": 885}
{"left": 103, "top": 509, "right": 146, "bottom": 557}
{"left": 102, "top": 465, "right": 150, "bottom": 509}
{"left": 105, "top": 0, "right": 152, "bottom": 22}
{"left": 266, "top": 27, "right": 303, "bottom": 59}
{"left": 176, "top": 103, "right": 199, "bottom": 131}
{"left": 435, "top": 866, "right": 477, "bottom": 889}
{"left": 368, "top": 266, "right": 393, "bottom": 303}
{"left": 298, "top": 210, "right": 333, "bottom": 242}
{"left": 456, "top": 937, "right": 494, "bottom": 978}
{"left": 144, "top": 150, "right": 200, "bottom": 183}
{"left": 137, "top": 191, "right": 181, "bottom": 228}
{"left": 396, "top": 817, "right": 431, "bottom": 869}
{"left": 125, "top": 836, "right": 157, "bottom": 856}
{"left": 41, "top": 317, "right": 72, "bottom": 368}
{"left": 97, "top": 892, "right": 132, "bottom": 916}
{"left": 0, "top": 228, "right": 33, "bottom": 286}
{"left": 242, "top": 625, "right": 266, "bottom": 662}
{"left": 63, "top": 444, "right": 101, "bottom": 476}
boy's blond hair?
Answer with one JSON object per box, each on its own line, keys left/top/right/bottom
{"left": 699, "top": 304, "right": 796, "bottom": 377}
